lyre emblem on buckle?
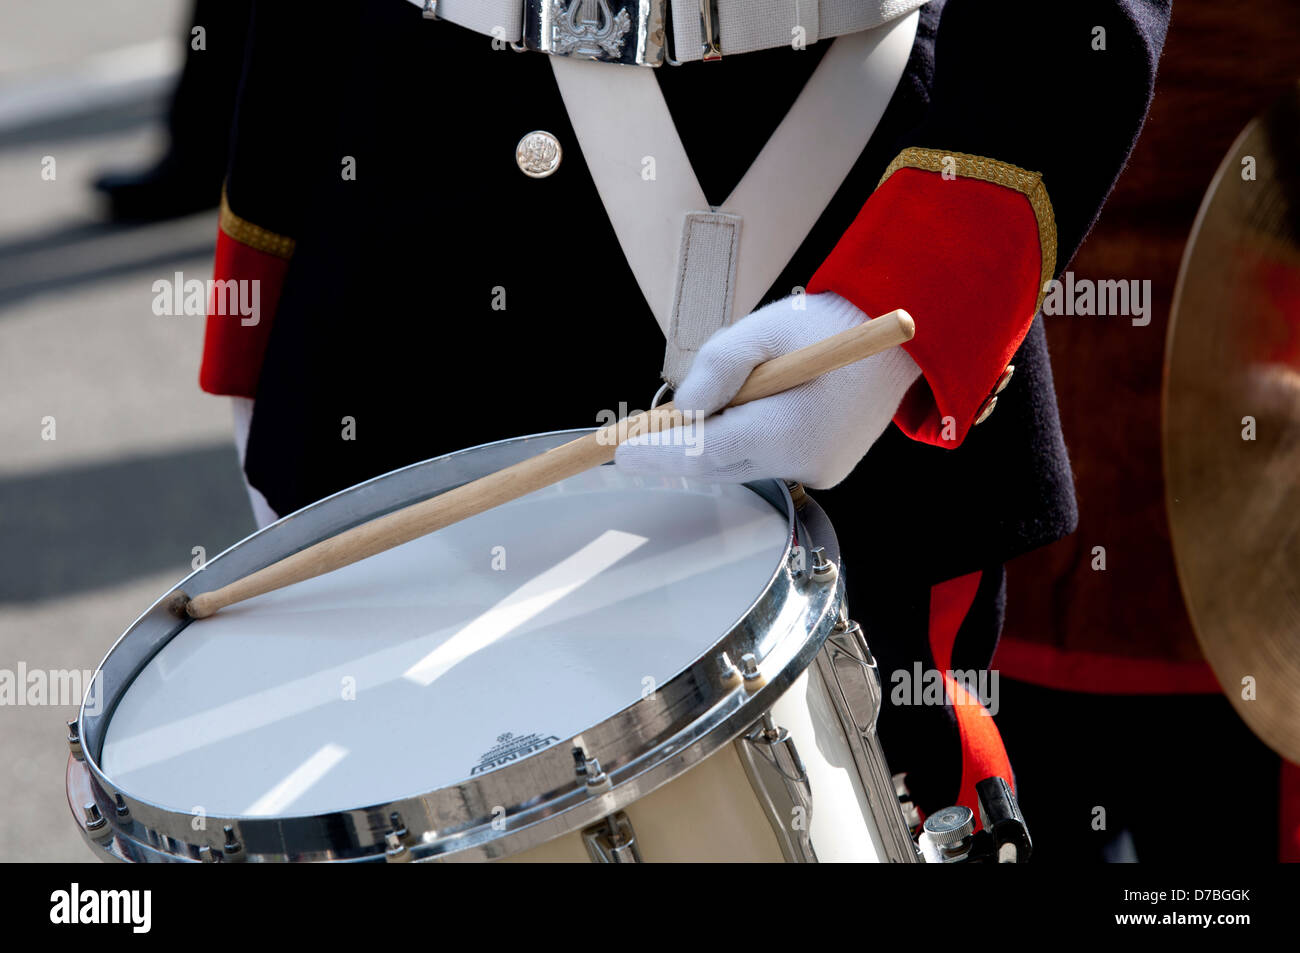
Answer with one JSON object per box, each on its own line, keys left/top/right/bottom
{"left": 551, "top": 0, "right": 632, "bottom": 59}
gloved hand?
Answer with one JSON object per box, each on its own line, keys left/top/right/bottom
{"left": 616, "top": 292, "right": 922, "bottom": 488}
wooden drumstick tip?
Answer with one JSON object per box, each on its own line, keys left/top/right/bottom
{"left": 168, "top": 589, "right": 216, "bottom": 619}
{"left": 185, "top": 593, "right": 217, "bottom": 619}
{"left": 165, "top": 591, "right": 192, "bottom": 620}
{"left": 892, "top": 309, "right": 916, "bottom": 340}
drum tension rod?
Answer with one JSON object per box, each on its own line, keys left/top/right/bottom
{"left": 222, "top": 825, "right": 245, "bottom": 863}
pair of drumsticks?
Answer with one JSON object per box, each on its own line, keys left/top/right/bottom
{"left": 179, "top": 311, "right": 914, "bottom": 620}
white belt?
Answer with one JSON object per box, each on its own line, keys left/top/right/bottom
{"left": 408, "top": 0, "right": 927, "bottom": 66}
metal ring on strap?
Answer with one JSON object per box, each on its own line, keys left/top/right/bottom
{"left": 650, "top": 381, "right": 673, "bottom": 409}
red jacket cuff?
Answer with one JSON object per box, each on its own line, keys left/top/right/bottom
{"left": 809, "top": 149, "right": 1056, "bottom": 446}
{"left": 198, "top": 188, "right": 294, "bottom": 399}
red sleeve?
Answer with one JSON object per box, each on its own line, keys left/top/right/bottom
{"left": 198, "top": 189, "right": 294, "bottom": 398}
{"left": 809, "top": 150, "right": 1055, "bottom": 447}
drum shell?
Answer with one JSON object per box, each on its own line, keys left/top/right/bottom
{"left": 507, "top": 659, "right": 895, "bottom": 863}
{"left": 66, "top": 432, "right": 913, "bottom": 862}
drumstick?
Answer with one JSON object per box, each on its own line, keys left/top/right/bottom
{"left": 181, "top": 309, "right": 914, "bottom": 619}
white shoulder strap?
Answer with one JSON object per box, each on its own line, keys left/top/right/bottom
{"left": 549, "top": 59, "right": 709, "bottom": 332}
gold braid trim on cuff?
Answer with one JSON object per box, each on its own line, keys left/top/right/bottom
{"left": 219, "top": 186, "right": 296, "bottom": 259}
{"left": 880, "top": 148, "right": 1057, "bottom": 311}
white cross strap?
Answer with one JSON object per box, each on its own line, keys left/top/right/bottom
{"left": 550, "top": 12, "right": 920, "bottom": 382}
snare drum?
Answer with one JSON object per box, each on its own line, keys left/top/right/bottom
{"left": 66, "top": 431, "right": 917, "bottom": 863}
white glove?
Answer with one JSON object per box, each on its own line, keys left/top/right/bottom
{"left": 615, "top": 292, "right": 922, "bottom": 488}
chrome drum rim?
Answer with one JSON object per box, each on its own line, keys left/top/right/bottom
{"left": 67, "top": 430, "right": 844, "bottom": 863}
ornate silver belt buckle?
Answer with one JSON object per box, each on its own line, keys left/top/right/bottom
{"left": 522, "top": 0, "right": 669, "bottom": 67}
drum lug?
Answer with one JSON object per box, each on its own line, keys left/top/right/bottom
{"left": 735, "top": 713, "right": 816, "bottom": 863}
{"left": 823, "top": 620, "right": 881, "bottom": 725}
{"left": 582, "top": 812, "right": 642, "bottom": 863}
{"left": 814, "top": 617, "right": 922, "bottom": 863}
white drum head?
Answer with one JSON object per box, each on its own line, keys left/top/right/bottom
{"left": 100, "top": 468, "right": 790, "bottom": 818}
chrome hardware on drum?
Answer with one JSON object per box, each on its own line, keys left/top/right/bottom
{"left": 66, "top": 431, "right": 918, "bottom": 863}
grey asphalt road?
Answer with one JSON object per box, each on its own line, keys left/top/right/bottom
{"left": 0, "top": 2, "right": 258, "bottom": 862}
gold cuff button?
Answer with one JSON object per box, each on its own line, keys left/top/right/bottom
{"left": 995, "top": 364, "right": 1016, "bottom": 395}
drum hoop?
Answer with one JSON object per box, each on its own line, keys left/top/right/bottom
{"left": 70, "top": 430, "right": 843, "bottom": 863}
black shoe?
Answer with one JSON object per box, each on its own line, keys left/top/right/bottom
{"left": 94, "top": 155, "right": 223, "bottom": 223}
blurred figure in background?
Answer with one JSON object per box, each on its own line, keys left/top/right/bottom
{"left": 94, "top": 0, "right": 251, "bottom": 221}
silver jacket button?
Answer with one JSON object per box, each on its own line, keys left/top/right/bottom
{"left": 516, "top": 131, "right": 563, "bottom": 178}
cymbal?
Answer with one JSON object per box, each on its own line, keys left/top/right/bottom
{"left": 1164, "top": 83, "right": 1300, "bottom": 761}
